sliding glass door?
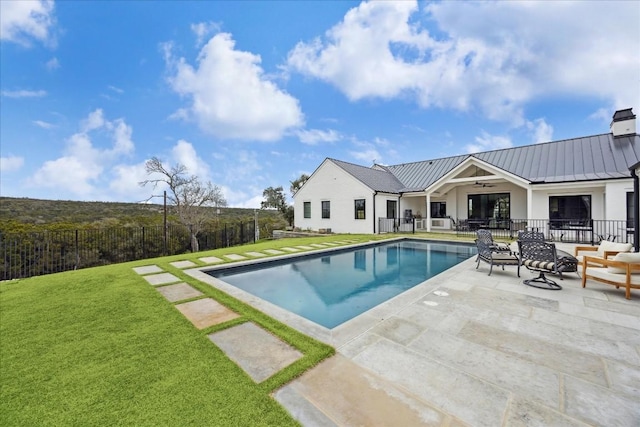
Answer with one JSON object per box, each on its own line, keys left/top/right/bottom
{"left": 467, "top": 193, "right": 510, "bottom": 229}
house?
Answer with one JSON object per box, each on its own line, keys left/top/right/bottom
{"left": 293, "top": 109, "right": 639, "bottom": 245}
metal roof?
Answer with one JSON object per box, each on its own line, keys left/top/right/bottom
{"left": 331, "top": 132, "right": 640, "bottom": 193}
{"left": 330, "top": 158, "right": 406, "bottom": 193}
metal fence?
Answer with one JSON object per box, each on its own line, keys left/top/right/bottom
{"left": 1, "top": 221, "right": 255, "bottom": 280}
{"left": 379, "top": 217, "right": 635, "bottom": 246}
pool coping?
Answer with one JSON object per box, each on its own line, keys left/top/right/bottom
{"left": 183, "top": 237, "right": 476, "bottom": 348}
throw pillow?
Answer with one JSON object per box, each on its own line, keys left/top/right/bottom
{"left": 607, "top": 252, "right": 640, "bottom": 274}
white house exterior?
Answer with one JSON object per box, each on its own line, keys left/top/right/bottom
{"left": 294, "top": 109, "right": 640, "bottom": 246}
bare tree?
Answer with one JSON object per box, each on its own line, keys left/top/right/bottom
{"left": 140, "top": 157, "right": 226, "bottom": 252}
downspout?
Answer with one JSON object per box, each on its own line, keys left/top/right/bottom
{"left": 373, "top": 191, "right": 377, "bottom": 234}
{"left": 632, "top": 169, "right": 639, "bottom": 252}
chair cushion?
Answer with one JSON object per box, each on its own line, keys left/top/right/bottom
{"left": 597, "top": 241, "right": 632, "bottom": 258}
{"left": 607, "top": 252, "right": 640, "bottom": 274}
{"left": 523, "top": 259, "right": 555, "bottom": 270}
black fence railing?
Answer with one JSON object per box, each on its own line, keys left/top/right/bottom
{"left": 1, "top": 222, "right": 255, "bottom": 281}
{"left": 453, "top": 218, "right": 634, "bottom": 245}
{"left": 378, "top": 217, "right": 635, "bottom": 246}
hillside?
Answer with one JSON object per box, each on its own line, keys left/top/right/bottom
{"left": 0, "top": 197, "right": 281, "bottom": 228}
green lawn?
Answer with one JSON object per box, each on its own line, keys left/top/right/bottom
{"left": 0, "top": 233, "right": 471, "bottom": 425}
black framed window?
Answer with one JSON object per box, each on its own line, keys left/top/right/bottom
{"left": 354, "top": 199, "right": 365, "bottom": 219}
{"left": 549, "top": 195, "right": 591, "bottom": 227}
{"left": 627, "top": 192, "right": 635, "bottom": 228}
{"left": 386, "top": 200, "right": 397, "bottom": 219}
{"left": 430, "top": 202, "right": 446, "bottom": 218}
{"left": 467, "top": 193, "right": 510, "bottom": 220}
{"left": 303, "top": 202, "right": 311, "bottom": 219}
{"left": 321, "top": 201, "right": 330, "bottom": 219}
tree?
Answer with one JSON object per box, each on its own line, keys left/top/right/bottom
{"left": 261, "top": 186, "right": 287, "bottom": 213}
{"left": 140, "top": 157, "right": 227, "bottom": 252}
{"left": 290, "top": 173, "right": 309, "bottom": 196}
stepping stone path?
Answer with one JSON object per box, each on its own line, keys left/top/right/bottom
{"left": 132, "top": 265, "right": 163, "bottom": 275}
{"left": 170, "top": 260, "right": 197, "bottom": 269}
{"left": 209, "top": 322, "right": 302, "bottom": 383}
{"left": 199, "top": 256, "right": 224, "bottom": 264}
{"left": 142, "top": 272, "right": 181, "bottom": 286}
{"left": 131, "top": 240, "right": 361, "bottom": 384}
{"left": 156, "top": 282, "right": 203, "bottom": 302}
{"left": 176, "top": 298, "right": 240, "bottom": 329}
{"left": 264, "top": 249, "right": 285, "bottom": 255}
{"left": 131, "top": 260, "right": 312, "bottom": 384}
{"left": 245, "top": 251, "right": 267, "bottom": 257}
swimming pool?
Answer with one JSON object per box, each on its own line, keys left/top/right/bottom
{"left": 206, "top": 240, "right": 476, "bottom": 329}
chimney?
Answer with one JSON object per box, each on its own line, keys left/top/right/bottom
{"left": 610, "top": 108, "right": 636, "bottom": 137}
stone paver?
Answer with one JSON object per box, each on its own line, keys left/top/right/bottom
{"left": 142, "top": 272, "right": 181, "bottom": 286}
{"left": 309, "top": 244, "right": 327, "bottom": 248}
{"left": 245, "top": 251, "right": 266, "bottom": 258}
{"left": 295, "top": 245, "right": 314, "bottom": 250}
{"left": 199, "top": 256, "right": 224, "bottom": 264}
{"left": 132, "top": 265, "right": 163, "bottom": 275}
{"left": 280, "top": 247, "right": 300, "bottom": 252}
{"left": 156, "top": 283, "right": 203, "bottom": 302}
{"left": 209, "top": 322, "right": 302, "bottom": 383}
{"left": 264, "top": 249, "right": 285, "bottom": 255}
{"left": 175, "top": 298, "right": 240, "bottom": 329}
{"left": 169, "top": 260, "right": 197, "bottom": 269}
{"left": 224, "top": 254, "right": 247, "bottom": 261}
{"left": 275, "top": 354, "right": 448, "bottom": 427}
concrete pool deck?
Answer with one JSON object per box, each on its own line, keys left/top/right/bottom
{"left": 179, "top": 241, "right": 640, "bottom": 426}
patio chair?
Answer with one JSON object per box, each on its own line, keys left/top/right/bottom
{"left": 475, "top": 236, "right": 520, "bottom": 276}
{"left": 517, "top": 230, "right": 545, "bottom": 241}
{"left": 582, "top": 252, "right": 640, "bottom": 299}
{"left": 574, "top": 240, "right": 633, "bottom": 267}
{"left": 476, "top": 229, "right": 511, "bottom": 252}
{"left": 517, "top": 240, "right": 577, "bottom": 290}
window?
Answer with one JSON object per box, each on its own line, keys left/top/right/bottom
{"left": 549, "top": 195, "right": 591, "bottom": 227}
{"left": 386, "top": 200, "right": 397, "bottom": 219}
{"left": 354, "top": 199, "right": 366, "bottom": 219}
{"left": 627, "top": 192, "right": 635, "bottom": 228}
{"left": 321, "top": 201, "right": 330, "bottom": 219}
{"left": 466, "top": 193, "right": 510, "bottom": 229}
{"left": 430, "top": 202, "right": 446, "bottom": 218}
{"left": 303, "top": 202, "right": 311, "bottom": 218}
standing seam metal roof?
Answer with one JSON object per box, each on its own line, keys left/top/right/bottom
{"left": 332, "top": 133, "right": 640, "bottom": 194}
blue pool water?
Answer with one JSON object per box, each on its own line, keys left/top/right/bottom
{"left": 208, "top": 240, "right": 476, "bottom": 328}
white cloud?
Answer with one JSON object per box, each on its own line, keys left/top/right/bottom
{"left": 165, "top": 32, "right": 304, "bottom": 141}
{"left": 287, "top": 0, "right": 640, "bottom": 125}
{"left": 171, "top": 139, "right": 210, "bottom": 179}
{"left": 109, "top": 162, "right": 150, "bottom": 201}
{"left": 33, "top": 120, "right": 55, "bottom": 129}
{"left": 465, "top": 131, "right": 512, "bottom": 154}
{"left": 46, "top": 57, "right": 59, "bottom": 70}
{"left": 295, "top": 128, "right": 341, "bottom": 145}
{"left": 29, "top": 109, "right": 135, "bottom": 198}
{"left": 0, "top": 0, "right": 56, "bottom": 47}
{"left": 348, "top": 138, "right": 382, "bottom": 165}
{"left": 0, "top": 155, "right": 24, "bottom": 172}
{"left": 190, "top": 21, "right": 221, "bottom": 47}
{"left": 527, "top": 118, "right": 554, "bottom": 144}
{"left": 1, "top": 89, "right": 47, "bottom": 98}
{"left": 108, "top": 85, "right": 124, "bottom": 94}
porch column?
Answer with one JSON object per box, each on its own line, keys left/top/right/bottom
{"left": 527, "top": 187, "right": 533, "bottom": 222}
{"left": 426, "top": 193, "right": 432, "bottom": 232}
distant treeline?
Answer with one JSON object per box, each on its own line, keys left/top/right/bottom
{"left": 0, "top": 197, "right": 287, "bottom": 280}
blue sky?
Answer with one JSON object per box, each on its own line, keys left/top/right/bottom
{"left": 1, "top": 0, "right": 639, "bottom": 207}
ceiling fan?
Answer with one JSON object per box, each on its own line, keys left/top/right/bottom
{"left": 473, "top": 181, "right": 496, "bottom": 188}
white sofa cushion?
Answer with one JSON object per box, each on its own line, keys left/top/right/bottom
{"left": 589, "top": 267, "right": 640, "bottom": 285}
{"left": 607, "top": 252, "right": 640, "bottom": 274}
{"left": 597, "top": 240, "right": 632, "bottom": 258}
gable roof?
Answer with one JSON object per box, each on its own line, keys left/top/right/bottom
{"left": 336, "top": 132, "right": 640, "bottom": 194}
{"left": 330, "top": 158, "right": 406, "bottom": 193}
